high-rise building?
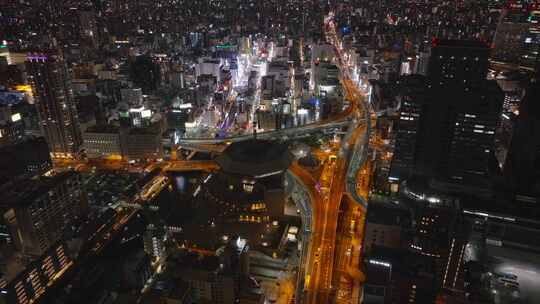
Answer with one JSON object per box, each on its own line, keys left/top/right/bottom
{"left": 428, "top": 40, "right": 490, "bottom": 88}
{"left": 26, "top": 51, "right": 82, "bottom": 158}
{"left": 389, "top": 75, "right": 428, "bottom": 183}
{"left": 363, "top": 200, "right": 411, "bottom": 254}
{"left": 435, "top": 82, "right": 503, "bottom": 190}
{"left": 1, "top": 171, "right": 87, "bottom": 256}
{"left": 504, "top": 81, "right": 540, "bottom": 201}
{"left": 364, "top": 246, "right": 439, "bottom": 304}
{"left": 385, "top": 40, "right": 502, "bottom": 302}
{"left": 0, "top": 241, "right": 74, "bottom": 304}
{"left": 390, "top": 41, "right": 503, "bottom": 193}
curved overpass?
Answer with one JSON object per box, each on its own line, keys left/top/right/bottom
{"left": 177, "top": 117, "right": 358, "bottom": 147}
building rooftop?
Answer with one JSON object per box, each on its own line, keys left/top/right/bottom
{"left": 366, "top": 200, "right": 411, "bottom": 227}
{"left": 85, "top": 124, "right": 119, "bottom": 133}
{"left": 1, "top": 171, "right": 78, "bottom": 208}
{"left": 433, "top": 39, "right": 489, "bottom": 49}
{"left": 216, "top": 139, "right": 293, "bottom": 178}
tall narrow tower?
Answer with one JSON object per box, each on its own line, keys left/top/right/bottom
{"left": 26, "top": 51, "right": 82, "bottom": 158}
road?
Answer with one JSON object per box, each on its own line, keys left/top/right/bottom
{"left": 49, "top": 13, "right": 371, "bottom": 303}
{"left": 54, "top": 158, "right": 219, "bottom": 174}
{"left": 290, "top": 12, "right": 371, "bottom": 304}
{"left": 217, "top": 90, "right": 239, "bottom": 138}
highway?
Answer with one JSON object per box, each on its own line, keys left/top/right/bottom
{"left": 177, "top": 118, "right": 356, "bottom": 145}
{"left": 288, "top": 12, "right": 371, "bottom": 304}
{"left": 49, "top": 13, "right": 372, "bottom": 304}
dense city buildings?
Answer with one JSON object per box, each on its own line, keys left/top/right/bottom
{"left": 1, "top": 0, "right": 540, "bottom": 304}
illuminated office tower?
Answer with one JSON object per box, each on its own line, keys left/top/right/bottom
{"left": 26, "top": 51, "right": 82, "bottom": 158}
{"left": 1, "top": 241, "right": 73, "bottom": 304}
{"left": 428, "top": 40, "right": 490, "bottom": 88}
{"left": 389, "top": 75, "right": 427, "bottom": 184}
{"left": 2, "top": 171, "right": 86, "bottom": 256}
{"left": 390, "top": 41, "right": 503, "bottom": 193}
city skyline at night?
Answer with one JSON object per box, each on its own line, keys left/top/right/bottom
{"left": 1, "top": 1, "right": 540, "bottom": 304}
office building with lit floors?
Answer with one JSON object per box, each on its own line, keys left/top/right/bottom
{"left": 119, "top": 124, "right": 163, "bottom": 161}
{"left": 427, "top": 40, "right": 490, "bottom": 87}
{"left": 400, "top": 179, "right": 468, "bottom": 290}
{"left": 388, "top": 75, "right": 429, "bottom": 185}
{"left": 385, "top": 43, "right": 499, "bottom": 302}
{"left": 1, "top": 171, "right": 87, "bottom": 256}
{"left": 390, "top": 76, "right": 503, "bottom": 194}
{"left": 389, "top": 40, "right": 503, "bottom": 195}
{"left": 0, "top": 241, "right": 74, "bottom": 304}
{"left": 26, "top": 51, "right": 82, "bottom": 158}
{"left": 82, "top": 124, "right": 122, "bottom": 159}
{"left": 364, "top": 179, "right": 467, "bottom": 304}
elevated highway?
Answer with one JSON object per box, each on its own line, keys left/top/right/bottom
{"left": 291, "top": 12, "right": 371, "bottom": 304}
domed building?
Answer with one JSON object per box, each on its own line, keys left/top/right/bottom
{"left": 209, "top": 139, "right": 294, "bottom": 219}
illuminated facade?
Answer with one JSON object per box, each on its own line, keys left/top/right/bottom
{"left": 0, "top": 241, "right": 73, "bottom": 304}
{"left": 26, "top": 51, "right": 82, "bottom": 158}
{"left": 428, "top": 40, "right": 490, "bottom": 88}
{"left": 82, "top": 125, "right": 122, "bottom": 159}
{"left": 399, "top": 179, "right": 466, "bottom": 297}
{"left": 2, "top": 171, "right": 86, "bottom": 256}
{"left": 389, "top": 75, "right": 427, "bottom": 183}
{"left": 390, "top": 41, "right": 503, "bottom": 192}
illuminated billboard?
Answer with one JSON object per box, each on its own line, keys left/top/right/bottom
{"left": 141, "top": 109, "right": 152, "bottom": 118}
{"left": 11, "top": 113, "right": 21, "bottom": 122}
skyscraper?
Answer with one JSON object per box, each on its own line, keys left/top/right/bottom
{"left": 26, "top": 51, "right": 82, "bottom": 158}
{"left": 387, "top": 40, "right": 503, "bottom": 300}
{"left": 389, "top": 75, "right": 428, "bottom": 183}
{"left": 390, "top": 41, "right": 503, "bottom": 192}
{"left": 504, "top": 81, "right": 540, "bottom": 201}
{"left": 428, "top": 40, "right": 490, "bottom": 88}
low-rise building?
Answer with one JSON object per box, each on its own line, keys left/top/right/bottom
{"left": 83, "top": 124, "right": 122, "bottom": 159}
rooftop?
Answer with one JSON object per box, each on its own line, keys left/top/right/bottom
{"left": 366, "top": 200, "right": 411, "bottom": 227}
{"left": 216, "top": 139, "right": 293, "bottom": 178}
{"left": 2, "top": 171, "right": 79, "bottom": 208}
{"left": 85, "top": 124, "right": 119, "bottom": 134}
